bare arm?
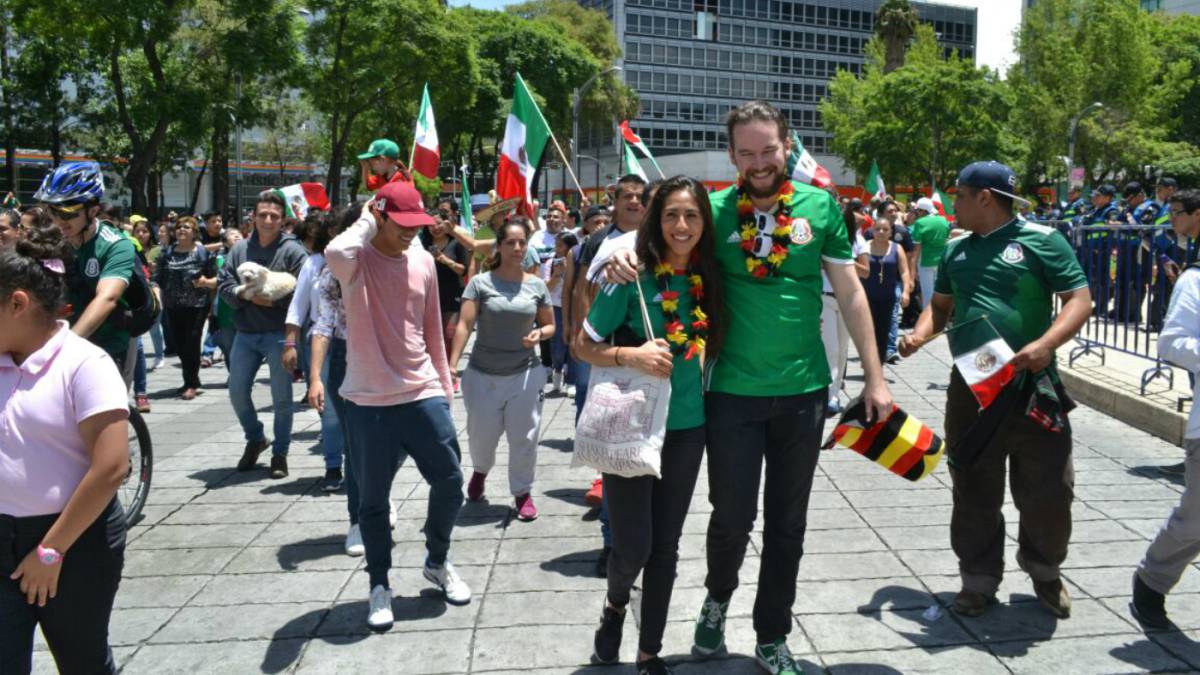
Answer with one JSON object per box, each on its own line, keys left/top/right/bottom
{"left": 898, "top": 291, "right": 955, "bottom": 357}
{"left": 825, "top": 260, "right": 893, "bottom": 422}
{"left": 71, "top": 278, "right": 128, "bottom": 339}
{"left": 896, "top": 247, "right": 912, "bottom": 302}
{"left": 307, "top": 334, "right": 331, "bottom": 413}
{"left": 448, "top": 298, "right": 479, "bottom": 370}
{"left": 854, "top": 253, "right": 869, "bottom": 278}
{"left": 1009, "top": 286, "right": 1092, "bottom": 372}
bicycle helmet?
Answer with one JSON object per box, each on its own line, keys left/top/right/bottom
{"left": 33, "top": 160, "right": 106, "bottom": 205}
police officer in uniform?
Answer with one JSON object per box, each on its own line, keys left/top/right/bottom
{"left": 1081, "top": 184, "right": 1120, "bottom": 318}
{"left": 1112, "top": 182, "right": 1153, "bottom": 322}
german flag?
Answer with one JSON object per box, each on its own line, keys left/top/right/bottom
{"left": 821, "top": 397, "right": 944, "bottom": 482}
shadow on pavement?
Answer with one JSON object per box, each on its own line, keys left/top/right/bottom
{"left": 541, "top": 549, "right": 605, "bottom": 576}
{"left": 1111, "top": 637, "right": 1196, "bottom": 672}
{"left": 541, "top": 438, "right": 575, "bottom": 453}
{"left": 275, "top": 535, "right": 345, "bottom": 571}
{"left": 543, "top": 487, "right": 590, "bottom": 506}
{"left": 1126, "top": 464, "right": 1185, "bottom": 487}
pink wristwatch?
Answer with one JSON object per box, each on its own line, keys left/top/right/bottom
{"left": 36, "top": 545, "right": 63, "bottom": 566}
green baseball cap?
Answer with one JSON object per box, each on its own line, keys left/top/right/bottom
{"left": 357, "top": 138, "right": 401, "bottom": 161}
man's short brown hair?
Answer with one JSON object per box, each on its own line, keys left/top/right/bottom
{"left": 725, "top": 100, "right": 789, "bottom": 149}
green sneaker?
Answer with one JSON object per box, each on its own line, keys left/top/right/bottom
{"left": 755, "top": 638, "right": 802, "bottom": 675}
{"left": 692, "top": 594, "right": 729, "bottom": 656}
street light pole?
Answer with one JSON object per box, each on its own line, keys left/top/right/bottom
{"left": 572, "top": 66, "right": 622, "bottom": 193}
{"left": 1067, "top": 101, "right": 1104, "bottom": 178}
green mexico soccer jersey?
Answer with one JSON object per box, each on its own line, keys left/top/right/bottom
{"left": 912, "top": 214, "right": 951, "bottom": 267}
{"left": 709, "top": 181, "right": 854, "bottom": 397}
{"left": 583, "top": 272, "right": 704, "bottom": 430}
{"left": 70, "top": 221, "right": 136, "bottom": 357}
{"left": 934, "top": 219, "right": 1087, "bottom": 358}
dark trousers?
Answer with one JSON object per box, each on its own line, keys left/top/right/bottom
{"left": 165, "top": 305, "right": 209, "bottom": 389}
{"left": 345, "top": 396, "right": 464, "bottom": 590}
{"left": 604, "top": 426, "right": 706, "bottom": 655}
{"left": 0, "top": 500, "right": 126, "bottom": 675}
{"left": 703, "top": 389, "right": 826, "bottom": 644}
{"left": 945, "top": 371, "right": 1074, "bottom": 595}
{"left": 326, "top": 338, "right": 359, "bottom": 524}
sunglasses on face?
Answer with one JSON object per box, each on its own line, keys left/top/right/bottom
{"left": 47, "top": 204, "right": 85, "bottom": 220}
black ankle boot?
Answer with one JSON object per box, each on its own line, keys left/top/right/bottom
{"left": 592, "top": 602, "right": 625, "bottom": 663}
{"left": 1131, "top": 573, "right": 1170, "bottom": 630}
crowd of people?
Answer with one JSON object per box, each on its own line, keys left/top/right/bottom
{"left": 3, "top": 99, "right": 1200, "bottom": 675}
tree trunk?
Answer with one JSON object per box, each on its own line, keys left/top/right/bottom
{"left": 190, "top": 159, "right": 208, "bottom": 214}
{"left": 50, "top": 107, "right": 62, "bottom": 167}
{"left": 211, "top": 119, "right": 230, "bottom": 218}
{"left": 146, "top": 170, "right": 160, "bottom": 220}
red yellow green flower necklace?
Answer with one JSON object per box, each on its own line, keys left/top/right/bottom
{"left": 653, "top": 261, "right": 708, "bottom": 361}
{"left": 737, "top": 179, "right": 795, "bottom": 278}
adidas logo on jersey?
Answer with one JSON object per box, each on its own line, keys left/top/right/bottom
{"left": 953, "top": 251, "right": 967, "bottom": 262}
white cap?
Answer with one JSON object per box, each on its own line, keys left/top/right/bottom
{"left": 915, "top": 197, "right": 937, "bottom": 214}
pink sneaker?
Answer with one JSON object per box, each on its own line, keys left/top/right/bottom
{"left": 467, "top": 472, "right": 486, "bottom": 502}
{"left": 515, "top": 493, "right": 538, "bottom": 521}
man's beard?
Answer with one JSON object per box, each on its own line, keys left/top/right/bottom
{"left": 742, "top": 167, "right": 788, "bottom": 200}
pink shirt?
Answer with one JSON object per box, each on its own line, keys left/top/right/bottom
{"left": 0, "top": 323, "right": 129, "bottom": 517}
{"left": 325, "top": 214, "right": 453, "bottom": 407}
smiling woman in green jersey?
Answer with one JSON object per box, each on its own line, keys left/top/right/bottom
{"left": 576, "top": 175, "right": 726, "bottom": 675}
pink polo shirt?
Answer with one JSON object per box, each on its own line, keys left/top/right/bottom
{"left": 0, "top": 323, "right": 129, "bottom": 517}
{"left": 325, "top": 215, "right": 453, "bottom": 407}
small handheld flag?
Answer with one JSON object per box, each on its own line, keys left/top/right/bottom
{"left": 822, "top": 397, "right": 944, "bottom": 482}
{"left": 270, "top": 183, "right": 330, "bottom": 220}
{"left": 949, "top": 316, "right": 1015, "bottom": 409}
{"left": 786, "top": 130, "right": 833, "bottom": 188}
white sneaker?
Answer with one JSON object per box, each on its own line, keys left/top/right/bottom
{"left": 345, "top": 524, "right": 365, "bottom": 557}
{"left": 149, "top": 357, "right": 164, "bottom": 371}
{"left": 367, "top": 585, "right": 394, "bottom": 631}
{"left": 565, "top": 384, "right": 576, "bottom": 398}
{"left": 424, "top": 560, "right": 471, "bottom": 605}
{"left": 551, "top": 370, "right": 563, "bottom": 393}
{"left": 388, "top": 500, "right": 397, "bottom": 529}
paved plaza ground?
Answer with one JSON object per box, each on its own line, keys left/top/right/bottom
{"left": 32, "top": 339, "right": 1200, "bottom": 674}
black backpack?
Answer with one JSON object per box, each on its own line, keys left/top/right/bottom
{"left": 117, "top": 250, "right": 161, "bottom": 337}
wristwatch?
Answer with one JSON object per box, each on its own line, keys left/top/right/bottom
{"left": 36, "top": 544, "right": 63, "bottom": 566}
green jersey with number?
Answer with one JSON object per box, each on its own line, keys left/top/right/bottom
{"left": 934, "top": 219, "right": 1087, "bottom": 357}
{"left": 583, "top": 272, "right": 704, "bottom": 430}
{"left": 708, "top": 181, "right": 854, "bottom": 397}
{"left": 70, "top": 221, "right": 136, "bottom": 357}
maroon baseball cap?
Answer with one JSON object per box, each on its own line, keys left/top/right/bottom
{"left": 374, "top": 181, "right": 434, "bottom": 228}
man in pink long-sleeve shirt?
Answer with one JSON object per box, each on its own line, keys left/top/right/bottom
{"left": 325, "top": 181, "right": 470, "bottom": 632}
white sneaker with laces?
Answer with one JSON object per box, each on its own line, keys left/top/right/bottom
{"left": 345, "top": 524, "right": 365, "bottom": 557}
{"left": 424, "top": 560, "right": 472, "bottom": 605}
{"left": 367, "top": 585, "right": 394, "bottom": 631}
{"left": 388, "top": 500, "right": 397, "bottom": 528}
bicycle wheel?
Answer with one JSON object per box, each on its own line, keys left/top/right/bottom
{"left": 121, "top": 406, "right": 154, "bottom": 525}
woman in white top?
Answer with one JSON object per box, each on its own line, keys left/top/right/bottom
{"left": 0, "top": 224, "right": 131, "bottom": 674}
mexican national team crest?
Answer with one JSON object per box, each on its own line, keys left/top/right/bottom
{"left": 789, "top": 217, "right": 813, "bottom": 246}
{"left": 974, "top": 348, "right": 998, "bottom": 373}
{"left": 1001, "top": 242, "right": 1025, "bottom": 264}
{"left": 85, "top": 258, "right": 100, "bottom": 277}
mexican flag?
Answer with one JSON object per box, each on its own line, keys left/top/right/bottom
{"left": 271, "top": 183, "right": 329, "bottom": 220}
{"left": 410, "top": 84, "right": 440, "bottom": 180}
{"left": 619, "top": 121, "right": 664, "bottom": 178}
{"left": 786, "top": 130, "right": 832, "bottom": 188}
{"left": 949, "top": 316, "right": 1016, "bottom": 409}
{"left": 496, "top": 73, "right": 552, "bottom": 219}
{"left": 621, "top": 141, "right": 648, "bottom": 181}
{"left": 459, "top": 162, "right": 473, "bottom": 234}
{"left": 865, "top": 160, "right": 887, "bottom": 200}
{"left": 931, "top": 186, "right": 955, "bottom": 220}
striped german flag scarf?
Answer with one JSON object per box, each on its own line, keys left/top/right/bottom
{"left": 822, "top": 397, "right": 944, "bottom": 482}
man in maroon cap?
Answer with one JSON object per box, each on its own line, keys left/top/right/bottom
{"left": 325, "top": 181, "right": 470, "bottom": 632}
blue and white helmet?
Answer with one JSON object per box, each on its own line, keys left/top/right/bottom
{"left": 34, "top": 160, "right": 106, "bottom": 205}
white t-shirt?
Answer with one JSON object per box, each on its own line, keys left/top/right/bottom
{"left": 587, "top": 228, "right": 639, "bottom": 283}
{"left": 823, "top": 231, "right": 869, "bottom": 293}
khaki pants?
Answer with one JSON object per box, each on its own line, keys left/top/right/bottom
{"left": 1137, "top": 438, "right": 1200, "bottom": 594}
{"left": 945, "top": 371, "right": 1075, "bottom": 595}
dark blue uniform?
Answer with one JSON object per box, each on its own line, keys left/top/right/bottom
{"left": 1110, "top": 201, "right": 1158, "bottom": 322}
{"left": 1080, "top": 202, "right": 1120, "bottom": 317}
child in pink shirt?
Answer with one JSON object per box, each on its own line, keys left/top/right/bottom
{"left": 325, "top": 181, "right": 469, "bottom": 632}
{"left": 0, "top": 225, "right": 131, "bottom": 675}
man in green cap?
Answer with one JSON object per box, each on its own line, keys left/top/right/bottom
{"left": 358, "top": 138, "right": 411, "bottom": 192}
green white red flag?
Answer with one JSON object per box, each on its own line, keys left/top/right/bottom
{"left": 786, "top": 131, "right": 832, "bottom": 188}
{"left": 949, "top": 316, "right": 1015, "bottom": 409}
{"left": 865, "top": 160, "right": 886, "bottom": 200}
{"left": 496, "top": 73, "right": 552, "bottom": 219}
{"left": 271, "top": 183, "right": 329, "bottom": 220}
{"left": 621, "top": 141, "right": 648, "bottom": 181}
{"left": 410, "top": 83, "right": 440, "bottom": 179}
{"left": 619, "top": 121, "right": 664, "bottom": 178}
{"left": 931, "top": 186, "right": 955, "bottom": 220}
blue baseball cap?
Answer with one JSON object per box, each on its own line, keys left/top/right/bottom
{"left": 955, "top": 161, "right": 1030, "bottom": 208}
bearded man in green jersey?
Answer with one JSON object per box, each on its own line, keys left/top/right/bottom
{"left": 900, "top": 161, "right": 1092, "bottom": 620}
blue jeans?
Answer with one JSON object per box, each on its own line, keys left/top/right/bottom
{"left": 133, "top": 338, "right": 147, "bottom": 396}
{"left": 326, "top": 338, "right": 359, "bottom": 523}
{"left": 345, "top": 396, "right": 464, "bottom": 590}
{"left": 212, "top": 326, "right": 236, "bottom": 373}
{"left": 317, "top": 339, "right": 344, "bottom": 470}
{"left": 551, "top": 306, "right": 574, "bottom": 384}
{"left": 228, "top": 330, "right": 293, "bottom": 457}
{"left": 201, "top": 325, "right": 218, "bottom": 358}
{"left": 887, "top": 285, "right": 901, "bottom": 359}
{"left": 148, "top": 314, "right": 164, "bottom": 361}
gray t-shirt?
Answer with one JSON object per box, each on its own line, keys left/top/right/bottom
{"left": 463, "top": 271, "right": 551, "bottom": 375}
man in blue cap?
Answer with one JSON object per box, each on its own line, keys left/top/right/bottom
{"left": 900, "top": 160, "right": 1092, "bottom": 620}
{"left": 1079, "top": 184, "right": 1120, "bottom": 317}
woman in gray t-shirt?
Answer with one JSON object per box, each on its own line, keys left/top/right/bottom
{"left": 449, "top": 219, "right": 554, "bottom": 522}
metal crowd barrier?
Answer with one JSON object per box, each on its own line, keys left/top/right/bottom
{"left": 1031, "top": 220, "right": 1196, "bottom": 401}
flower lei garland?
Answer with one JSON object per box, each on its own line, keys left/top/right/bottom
{"left": 653, "top": 262, "right": 708, "bottom": 361}
{"left": 737, "top": 179, "right": 796, "bottom": 278}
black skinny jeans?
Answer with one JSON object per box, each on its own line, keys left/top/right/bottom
{"left": 604, "top": 425, "right": 706, "bottom": 656}
{"left": 0, "top": 499, "right": 126, "bottom": 675}
{"left": 165, "top": 305, "right": 209, "bottom": 389}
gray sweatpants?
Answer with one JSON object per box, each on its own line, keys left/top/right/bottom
{"left": 1137, "top": 438, "right": 1200, "bottom": 594}
{"left": 462, "top": 365, "right": 545, "bottom": 497}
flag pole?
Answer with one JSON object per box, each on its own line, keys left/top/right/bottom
{"left": 546, "top": 131, "right": 586, "bottom": 201}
